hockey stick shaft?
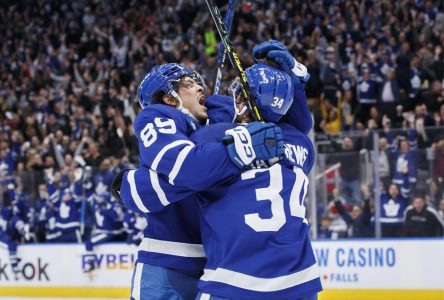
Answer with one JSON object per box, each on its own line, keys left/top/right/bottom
{"left": 214, "top": 0, "right": 237, "bottom": 95}
{"left": 205, "top": 0, "right": 263, "bottom": 121}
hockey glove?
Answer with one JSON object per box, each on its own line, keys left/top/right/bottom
{"left": 223, "top": 122, "right": 285, "bottom": 169}
{"left": 111, "top": 169, "right": 129, "bottom": 206}
{"left": 252, "top": 40, "right": 310, "bottom": 83}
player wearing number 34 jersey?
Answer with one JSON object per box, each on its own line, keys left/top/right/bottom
{"left": 116, "top": 61, "right": 321, "bottom": 299}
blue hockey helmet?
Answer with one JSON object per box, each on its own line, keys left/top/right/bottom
{"left": 137, "top": 63, "right": 207, "bottom": 109}
{"left": 231, "top": 63, "right": 294, "bottom": 123}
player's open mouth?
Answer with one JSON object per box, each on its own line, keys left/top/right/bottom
{"left": 199, "top": 96, "right": 205, "bottom": 105}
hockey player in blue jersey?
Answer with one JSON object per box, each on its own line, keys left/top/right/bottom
{"left": 116, "top": 62, "right": 285, "bottom": 300}
{"left": 83, "top": 192, "right": 125, "bottom": 272}
{"left": 115, "top": 41, "right": 321, "bottom": 299}
{"left": 193, "top": 62, "right": 320, "bottom": 299}
{"left": 0, "top": 206, "right": 24, "bottom": 276}
{"left": 123, "top": 209, "right": 146, "bottom": 245}
{"left": 54, "top": 186, "right": 82, "bottom": 243}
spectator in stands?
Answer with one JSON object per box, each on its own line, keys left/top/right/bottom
{"left": 320, "top": 100, "right": 341, "bottom": 135}
{"left": 334, "top": 137, "right": 361, "bottom": 204}
{"left": 324, "top": 196, "right": 348, "bottom": 239}
{"left": 439, "top": 199, "right": 444, "bottom": 220}
{"left": 356, "top": 68, "right": 379, "bottom": 124}
{"left": 432, "top": 137, "right": 444, "bottom": 191}
{"left": 385, "top": 114, "right": 418, "bottom": 186}
{"left": 380, "top": 175, "right": 410, "bottom": 238}
{"left": 319, "top": 46, "right": 340, "bottom": 106}
{"left": 317, "top": 215, "right": 333, "bottom": 239}
{"left": 333, "top": 185, "right": 373, "bottom": 238}
{"left": 379, "top": 68, "right": 400, "bottom": 123}
{"left": 436, "top": 103, "right": 444, "bottom": 127}
{"left": 378, "top": 129, "right": 391, "bottom": 190}
{"left": 0, "top": 0, "right": 443, "bottom": 244}
{"left": 404, "top": 195, "right": 444, "bottom": 237}
{"left": 407, "top": 56, "right": 423, "bottom": 112}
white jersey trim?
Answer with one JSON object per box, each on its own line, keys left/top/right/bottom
{"left": 201, "top": 263, "right": 320, "bottom": 292}
{"left": 139, "top": 238, "right": 205, "bottom": 258}
{"left": 380, "top": 217, "right": 403, "bottom": 223}
{"left": 149, "top": 168, "right": 169, "bottom": 206}
{"left": 169, "top": 145, "right": 194, "bottom": 185}
{"left": 55, "top": 221, "right": 80, "bottom": 229}
{"left": 128, "top": 170, "right": 149, "bottom": 213}
{"left": 148, "top": 140, "right": 194, "bottom": 207}
{"left": 151, "top": 140, "right": 194, "bottom": 171}
{"left": 46, "top": 232, "right": 62, "bottom": 240}
{"left": 199, "top": 293, "right": 211, "bottom": 300}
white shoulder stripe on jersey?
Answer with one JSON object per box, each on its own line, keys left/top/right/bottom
{"left": 149, "top": 168, "right": 170, "bottom": 206}
{"left": 201, "top": 263, "right": 319, "bottom": 292}
{"left": 147, "top": 140, "right": 194, "bottom": 206}
{"left": 127, "top": 170, "right": 149, "bottom": 213}
{"left": 199, "top": 293, "right": 211, "bottom": 300}
{"left": 139, "top": 238, "right": 205, "bottom": 258}
{"left": 152, "top": 140, "right": 195, "bottom": 171}
{"left": 169, "top": 145, "right": 194, "bottom": 185}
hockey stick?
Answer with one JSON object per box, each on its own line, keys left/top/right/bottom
{"left": 205, "top": 0, "right": 263, "bottom": 121}
{"left": 213, "top": 0, "right": 237, "bottom": 95}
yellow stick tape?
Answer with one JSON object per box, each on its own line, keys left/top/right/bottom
{"left": 0, "top": 286, "right": 130, "bottom": 298}
{"left": 319, "top": 289, "right": 444, "bottom": 300}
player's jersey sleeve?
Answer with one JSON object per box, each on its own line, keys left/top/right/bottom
{"left": 134, "top": 105, "right": 239, "bottom": 191}
{"left": 279, "top": 122, "right": 315, "bottom": 175}
{"left": 120, "top": 123, "right": 239, "bottom": 214}
{"left": 282, "top": 84, "right": 313, "bottom": 135}
{"left": 205, "top": 95, "right": 236, "bottom": 124}
{"left": 120, "top": 167, "right": 195, "bottom": 214}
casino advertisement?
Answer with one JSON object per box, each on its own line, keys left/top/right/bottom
{"left": 0, "top": 240, "right": 442, "bottom": 298}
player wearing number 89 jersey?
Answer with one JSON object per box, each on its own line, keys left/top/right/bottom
{"left": 123, "top": 63, "right": 285, "bottom": 299}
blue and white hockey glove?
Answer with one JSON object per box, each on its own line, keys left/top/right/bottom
{"left": 252, "top": 40, "right": 310, "bottom": 83}
{"left": 223, "top": 122, "right": 285, "bottom": 169}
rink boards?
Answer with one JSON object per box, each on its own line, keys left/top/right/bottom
{"left": 0, "top": 239, "right": 443, "bottom": 300}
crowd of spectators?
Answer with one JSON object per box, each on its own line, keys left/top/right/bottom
{"left": 0, "top": 0, "right": 444, "bottom": 251}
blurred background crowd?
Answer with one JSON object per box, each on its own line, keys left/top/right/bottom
{"left": 0, "top": 0, "right": 443, "bottom": 252}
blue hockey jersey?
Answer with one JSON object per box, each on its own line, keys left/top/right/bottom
{"left": 91, "top": 194, "right": 124, "bottom": 235}
{"left": 380, "top": 176, "right": 410, "bottom": 225}
{"left": 357, "top": 78, "right": 378, "bottom": 104}
{"left": 38, "top": 201, "right": 60, "bottom": 241}
{"left": 54, "top": 188, "right": 81, "bottom": 232}
{"left": 0, "top": 207, "right": 25, "bottom": 242}
{"left": 387, "top": 128, "right": 418, "bottom": 184}
{"left": 128, "top": 100, "right": 242, "bottom": 271}
{"left": 120, "top": 122, "right": 322, "bottom": 299}
{"left": 409, "top": 68, "right": 421, "bottom": 98}
{"left": 194, "top": 122, "right": 321, "bottom": 300}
